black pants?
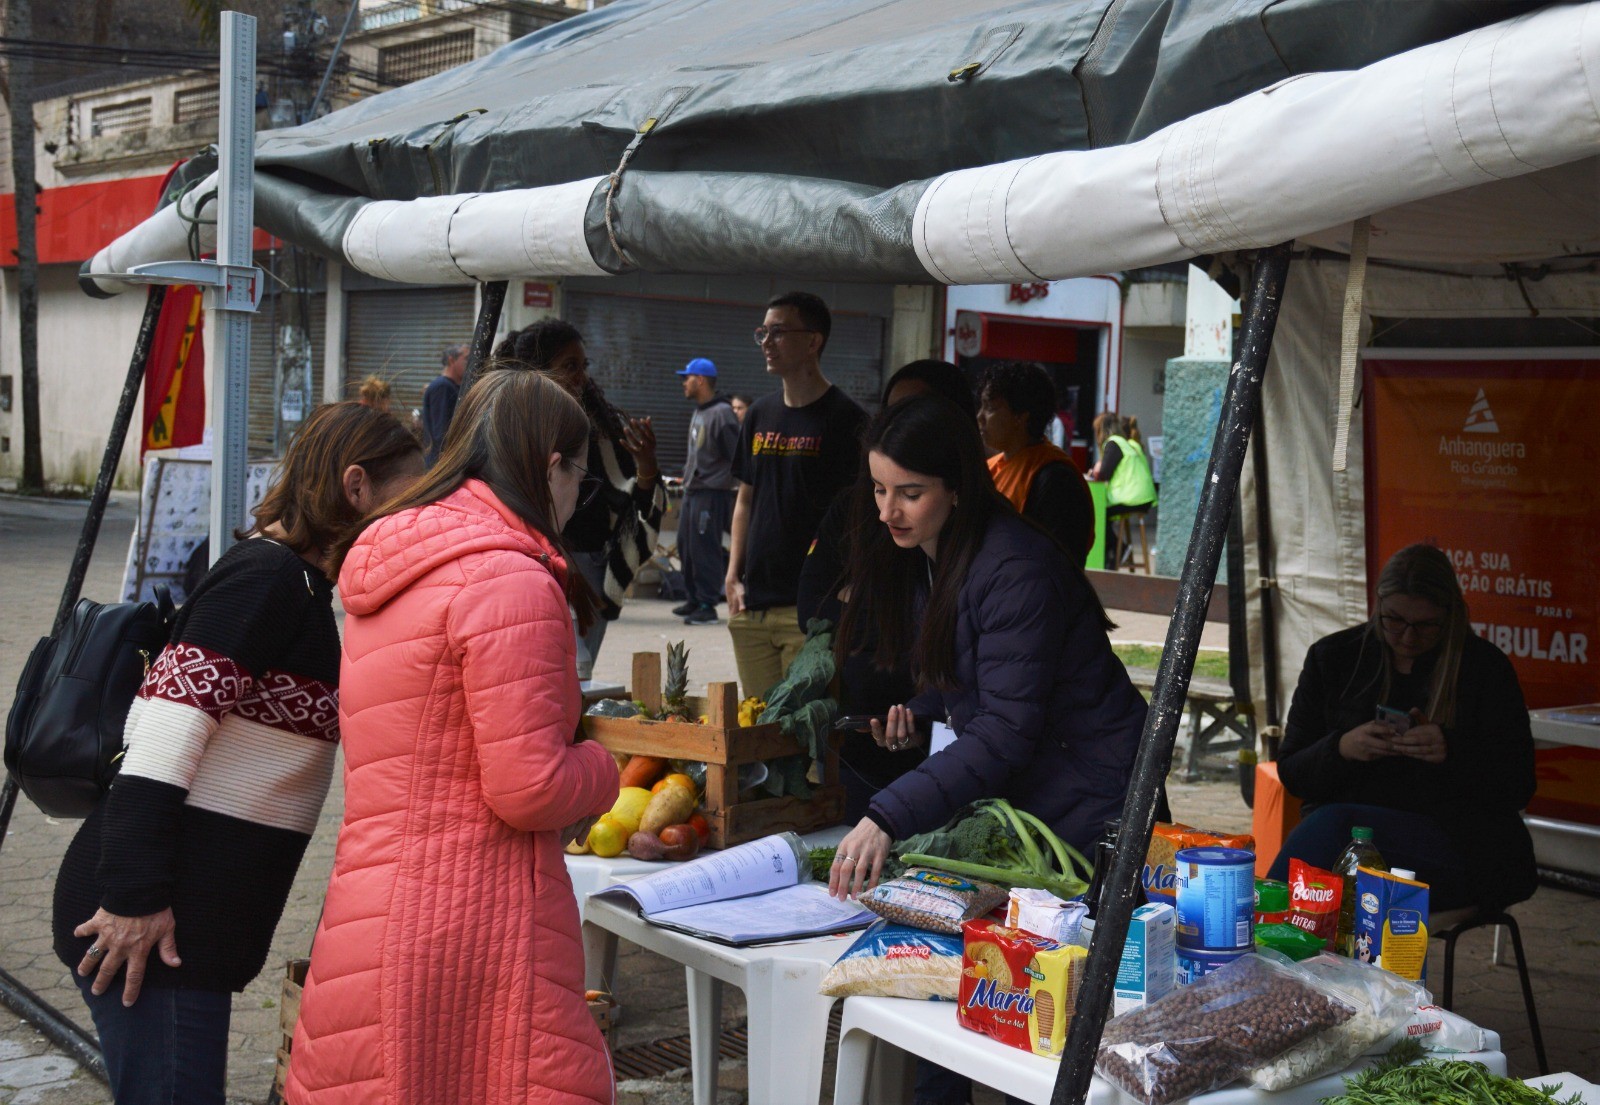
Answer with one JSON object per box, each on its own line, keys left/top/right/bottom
{"left": 679, "top": 488, "right": 735, "bottom": 608}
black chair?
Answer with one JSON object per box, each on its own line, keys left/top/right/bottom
{"left": 1433, "top": 909, "right": 1548, "bottom": 1075}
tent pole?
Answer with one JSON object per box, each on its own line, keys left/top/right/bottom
{"left": 1251, "top": 401, "right": 1283, "bottom": 751}
{"left": 1052, "top": 242, "right": 1292, "bottom": 1105}
{"left": 0, "top": 285, "right": 164, "bottom": 1086}
{"left": 461, "top": 280, "right": 509, "bottom": 394}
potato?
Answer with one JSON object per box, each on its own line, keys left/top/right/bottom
{"left": 659, "top": 823, "right": 700, "bottom": 861}
{"left": 627, "top": 831, "right": 667, "bottom": 861}
{"left": 638, "top": 783, "right": 696, "bottom": 836}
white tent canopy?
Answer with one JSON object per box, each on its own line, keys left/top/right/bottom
{"left": 84, "top": 1, "right": 1600, "bottom": 296}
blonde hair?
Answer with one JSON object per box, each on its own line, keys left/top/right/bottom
{"left": 1368, "top": 543, "right": 1469, "bottom": 725}
{"left": 357, "top": 376, "right": 392, "bottom": 410}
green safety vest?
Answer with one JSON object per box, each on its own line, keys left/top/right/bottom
{"left": 1106, "top": 435, "right": 1157, "bottom": 507}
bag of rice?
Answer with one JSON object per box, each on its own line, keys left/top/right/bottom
{"left": 819, "top": 920, "right": 963, "bottom": 1000}
{"left": 859, "top": 868, "right": 1007, "bottom": 934}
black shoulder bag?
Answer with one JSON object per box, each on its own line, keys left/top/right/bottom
{"left": 4, "top": 587, "right": 175, "bottom": 818}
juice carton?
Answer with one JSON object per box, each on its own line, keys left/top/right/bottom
{"left": 1354, "top": 866, "right": 1429, "bottom": 981}
{"left": 958, "top": 920, "right": 1087, "bottom": 1059}
{"left": 1113, "top": 902, "right": 1176, "bottom": 1015}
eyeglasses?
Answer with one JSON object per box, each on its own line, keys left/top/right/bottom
{"left": 753, "top": 326, "right": 818, "bottom": 345}
{"left": 566, "top": 459, "right": 604, "bottom": 508}
{"left": 1378, "top": 612, "right": 1445, "bottom": 637}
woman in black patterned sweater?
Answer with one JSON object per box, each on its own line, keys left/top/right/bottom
{"left": 52, "top": 402, "right": 422, "bottom": 1105}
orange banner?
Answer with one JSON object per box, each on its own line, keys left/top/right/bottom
{"left": 1365, "top": 358, "right": 1600, "bottom": 711}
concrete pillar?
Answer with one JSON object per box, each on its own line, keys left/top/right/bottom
{"left": 888, "top": 285, "right": 938, "bottom": 387}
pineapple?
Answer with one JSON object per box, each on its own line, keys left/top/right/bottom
{"left": 662, "top": 641, "right": 692, "bottom": 721}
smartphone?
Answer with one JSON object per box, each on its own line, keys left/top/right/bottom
{"left": 1375, "top": 705, "right": 1412, "bottom": 734}
{"left": 833, "top": 714, "right": 886, "bottom": 732}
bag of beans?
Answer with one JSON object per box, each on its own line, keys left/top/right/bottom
{"left": 858, "top": 868, "right": 1006, "bottom": 935}
{"left": 1095, "top": 952, "right": 1356, "bottom": 1105}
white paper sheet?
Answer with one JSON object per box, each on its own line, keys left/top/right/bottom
{"left": 646, "top": 883, "right": 874, "bottom": 945}
{"left": 930, "top": 721, "right": 957, "bottom": 755}
{"left": 606, "top": 834, "right": 799, "bottom": 915}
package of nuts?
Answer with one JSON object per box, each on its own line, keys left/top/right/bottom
{"left": 1094, "top": 952, "right": 1355, "bottom": 1105}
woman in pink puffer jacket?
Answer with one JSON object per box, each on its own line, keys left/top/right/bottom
{"left": 287, "top": 370, "right": 620, "bottom": 1105}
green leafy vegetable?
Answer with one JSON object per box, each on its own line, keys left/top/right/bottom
{"left": 809, "top": 846, "right": 837, "bottom": 881}
{"left": 1319, "top": 1040, "right": 1582, "bottom": 1105}
{"left": 889, "top": 798, "right": 1091, "bottom": 900}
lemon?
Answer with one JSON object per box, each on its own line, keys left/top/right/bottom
{"left": 587, "top": 816, "right": 628, "bottom": 858}
{"left": 607, "top": 786, "right": 653, "bottom": 834}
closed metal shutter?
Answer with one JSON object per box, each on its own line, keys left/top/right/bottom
{"left": 566, "top": 293, "right": 885, "bottom": 477}
{"left": 247, "top": 292, "right": 326, "bottom": 457}
{"left": 344, "top": 288, "right": 477, "bottom": 421}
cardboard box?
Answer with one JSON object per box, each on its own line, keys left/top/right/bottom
{"left": 1113, "top": 903, "right": 1176, "bottom": 1015}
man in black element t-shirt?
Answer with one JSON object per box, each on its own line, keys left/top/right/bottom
{"left": 726, "top": 292, "right": 866, "bottom": 699}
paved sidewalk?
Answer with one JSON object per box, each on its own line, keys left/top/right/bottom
{"left": 1, "top": 499, "right": 1593, "bottom": 1103}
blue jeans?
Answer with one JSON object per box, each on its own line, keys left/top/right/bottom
{"left": 75, "top": 974, "right": 231, "bottom": 1105}
{"left": 1266, "top": 803, "right": 1472, "bottom": 911}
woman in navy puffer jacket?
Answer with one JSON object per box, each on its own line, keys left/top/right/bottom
{"left": 826, "top": 395, "right": 1148, "bottom": 901}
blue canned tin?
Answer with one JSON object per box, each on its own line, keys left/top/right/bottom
{"left": 1176, "top": 945, "right": 1249, "bottom": 985}
{"left": 1174, "top": 846, "right": 1256, "bottom": 952}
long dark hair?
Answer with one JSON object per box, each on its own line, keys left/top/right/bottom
{"left": 882, "top": 358, "right": 975, "bottom": 417}
{"left": 327, "top": 371, "right": 600, "bottom": 627}
{"left": 1359, "top": 543, "right": 1470, "bottom": 725}
{"left": 245, "top": 401, "right": 420, "bottom": 576}
{"left": 493, "top": 319, "right": 629, "bottom": 444}
{"left": 833, "top": 398, "right": 1068, "bottom": 691}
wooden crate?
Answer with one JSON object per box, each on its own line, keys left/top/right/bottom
{"left": 581, "top": 652, "right": 843, "bottom": 849}
{"left": 270, "top": 958, "right": 311, "bottom": 1102}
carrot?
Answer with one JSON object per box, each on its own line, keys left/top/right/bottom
{"left": 617, "top": 755, "right": 668, "bottom": 790}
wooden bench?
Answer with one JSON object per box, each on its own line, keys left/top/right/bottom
{"left": 1125, "top": 667, "right": 1255, "bottom": 782}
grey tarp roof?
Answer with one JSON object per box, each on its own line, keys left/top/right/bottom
{"left": 85, "top": 0, "right": 1597, "bottom": 292}
{"left": 244, "top": 0, "right": 1543, "bottom": 194}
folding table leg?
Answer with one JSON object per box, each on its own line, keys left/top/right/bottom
{"left": 581, "top": 921, "right": 619, "bottom": 993}
{"left": 686, "top": 967, "right": 723, "bottom": 1105}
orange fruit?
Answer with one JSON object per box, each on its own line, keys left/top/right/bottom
{"left": 651, "top": 773, "right": 698, "bottom": 797}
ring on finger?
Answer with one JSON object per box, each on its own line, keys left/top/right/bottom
{"left": 85, "top": 945, "right": 106, "bottom": 959}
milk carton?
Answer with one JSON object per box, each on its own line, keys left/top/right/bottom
{"left": 1113, "top": 902, "right": 1176, "bottom": 1015}
{"left": 1355, "top": 865, "right": 1429, "bottom": 981}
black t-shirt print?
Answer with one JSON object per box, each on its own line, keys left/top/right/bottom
{"left": 734, "top": 386, "right": 867, "bottom": 611}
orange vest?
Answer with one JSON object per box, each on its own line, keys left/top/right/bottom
{"left": 988, "top": 442, "right": 1079, "bottom": 512}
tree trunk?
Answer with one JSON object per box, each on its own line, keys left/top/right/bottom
{"left": 7, "top": 0, "right": 43, "bottom": 490}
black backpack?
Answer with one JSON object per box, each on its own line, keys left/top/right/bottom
{"left": 4, "top": 587, "right": 175, "bottom": 818}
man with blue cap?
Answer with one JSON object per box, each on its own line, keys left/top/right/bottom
{"left": 676, "top": 357, "right": 740, "bottom": 624}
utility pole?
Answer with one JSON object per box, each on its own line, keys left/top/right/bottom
{"left": 6, "top": 0, "right": 43, "bottom": 490}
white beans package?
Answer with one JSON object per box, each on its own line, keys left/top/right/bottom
{"left": 1245, "top": 953, "right": 1425, "bottom": 1091}
{"left": 1376, "top": 1003, "right": 1490, "bottom": 1054}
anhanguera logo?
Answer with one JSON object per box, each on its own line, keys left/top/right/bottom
{"left": 1439, "top": 387, "right": 1524, "bottom": 480}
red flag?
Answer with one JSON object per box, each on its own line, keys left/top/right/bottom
{"left": 141, "top": 283, "right": 206, "bottom": 457}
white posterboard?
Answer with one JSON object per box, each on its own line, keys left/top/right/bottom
{"left": 121, "top": 454, "right": 276, "bottom": 603}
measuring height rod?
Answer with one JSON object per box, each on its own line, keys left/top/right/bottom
{"left": 210, "top": 10, "right": 258, "bottom": 562}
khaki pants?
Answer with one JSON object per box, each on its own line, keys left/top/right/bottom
{"left": 728, "top": 606, "right": 807, "bottom": 700}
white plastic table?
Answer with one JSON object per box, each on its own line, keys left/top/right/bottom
{"left": 583, "top": 894, "right": 852, "bottom": 1105}
{"left": 564, "top": 850, "right": 661, "bottom": 990}
{"left": 832, "top": 996, "right": 1506, "bottom": 1105}
{"left": 578, "top": 825, "right": 851, "bottom": 1105}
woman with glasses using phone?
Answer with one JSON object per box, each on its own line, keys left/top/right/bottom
{"left": 287, "top": 370, "right": 620, "bottom": 1105}
{"left": 492, "top": 320, "right": 665, "bottom": 681}
{"left": 1268, "top": 543, "right": 1537, "bottom": 912}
